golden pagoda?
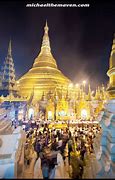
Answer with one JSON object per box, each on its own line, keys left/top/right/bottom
{"left": 107, "top": 34, "right": 115, "bottom": 99}
{"left": 18, "top": 21, "right": 71, "bottom": 100}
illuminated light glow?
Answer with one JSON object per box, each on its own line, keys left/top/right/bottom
{"left": 59, "top": 110, "right": 66, "bottom": 116}
{"left": 92, "top": 91, "right": 94, "bottom": 95}
{"left": 81, "top": 109, "right": 87, "bottom": 119}
{"left": 83, "top": 80, "right": 86, "bottom": 85}
{"left": 69, "top": 83, "right": 73, "bottom": 88}
{"left": 22, "top": 124, "right": 26, "bottom": 129}
{"left": 75, "top": 83, "right": 79, "bottom": 88}
{"left": 28, "top": 108, "right": 34, "bottom": 119}
{"left": 71, "top": 112, "right": 74, "bottom": 116}
{"left": 48, "top": 111, "right": 53, "bottom": 120}
{"left": 18, "top": 109, "right": 24, "bottom": 120}
{"left": 19, "top": 109, "right": 23, "bottom": 114}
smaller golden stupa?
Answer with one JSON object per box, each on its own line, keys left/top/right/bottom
{"left": 107, "top": 34, "right": 115, "bottom": 99}
{"left": 18, "top": 21, "right": 71, "bottom": 100}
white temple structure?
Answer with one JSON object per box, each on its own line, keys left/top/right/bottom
{"left": 94, "top": 34, "right": 115, "bottom": 178}
{"left": 0, "top": 126, "right": 26, "bottom": 178}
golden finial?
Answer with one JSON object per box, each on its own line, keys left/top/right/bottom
{"left": 41, "top": 91, "right": 46, "bottom": 100}
{"left": 88, "top": 84, "right": 91, "bottom": 91}
{"left": 87, "top": 84, "right": 92, "bottom": 101}
{"left": 41, "top": 20, "right": 51, "bottom": 53}
{"left": 8, "top": 39, "right": 12, "bottom": 55}
{"left": 44, "top": 19, "right": 49, "bottom": 34}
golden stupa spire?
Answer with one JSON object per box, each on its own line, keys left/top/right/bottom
{"left": 101, "top": 84, "right": 105, "bottom": 100}
{"left": 87, "top": 84, "right": 92, "bottom": 101}
{"left": 107, "top": 33, "right": 115, "bottom": 99}
{"left": 95, "top": 88, "right": 98, "bottom": 100}
{"left": 18, "top": 21, "right": 71, "bottom": 100}
{"left": 33, "top": 20, "right": 58, "bottom": 69}
{"left": 41, "top": 91, "right": 46, "bottom": 101}
{"left": 8, "top": 39, "right": 12, "bottom": 56}
{"left": 44, "top": 20, "right": 48, "bottom": 34}
{"left": 28, "top": 86, "right": 34, "bottom": 104}
{"left": 41, "top": 20, "right": 51, "bottom": 53}
{"left": 95, "top": 86, "right": 101, "bottom": 100}
{"left": 109, "top": 33, "right": 115, "bottom": 68}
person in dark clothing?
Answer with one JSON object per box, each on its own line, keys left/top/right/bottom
{"left": 42, "top": 160, "right": 49, "bottom": 179}
{"left": 57, "top": 130, "right": 61, "bottom": 139}
{"left": 34, "top": 140, "right": 41, "bottom": 158}
{"left": 81, "top": 138, "right": 85, "bottom": 147}
{"left": 71, "top": 153, "right": 84, "bottom": 179}
{"left": 43, "top": 127, "right": 47, "bottom": 133}
{"left": 39, "top": 131, "right": 42, "bottom": 136}
{"left": 48, "top": 157, "right": 57, "bottom": 173}
{"left": 60, "top": 141, "right": 67, "bottom": 160}
{"left": 75, "top": 136, "right": 78, "bottom": 142}
{"left": 68, "top": 138, "right": 73, "bottom": 165}
{"left": 26, "top": 132, "right": 30, "bottom": 138}
{"left": 80, "top": 145, "right": 86, "bottom": 161}
{"left": 51, "top": 139, "right": 58, "bottom": 151}
{"left": 45, "top": 135, "right": 49, "bottom": 147}
{"left": 69, "top": 131, "right": 72, "bottom": 138}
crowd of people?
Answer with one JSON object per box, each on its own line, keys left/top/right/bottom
{"left": 23, "top": 120, "right": 102, "bottom": 179}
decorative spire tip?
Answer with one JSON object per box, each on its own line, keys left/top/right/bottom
{"left": 45, "top": 19, "right": 48, "bottom": 27}
{"left": 8, "top": 39, "right": 12, "bottom": 55}
{"left": 44, "top": 20, "right": 49, "bottom": 34}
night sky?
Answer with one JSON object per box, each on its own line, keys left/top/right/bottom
{"left": 0, "top": 0, "right": 115, "bottom": 90}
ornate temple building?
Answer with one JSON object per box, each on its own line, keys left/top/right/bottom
{"left": 0, "top": 40, "right": 18, "bottom": 97}
{"left": 18, "top": 21, "right": 71, "bottom": 100}
{"left": 16, "top": 21, "right": 108, "bottom": 121}
{"left": 23, "top": 81, "right": 108, "bottom": 121}
{"left": 0, "top": 22, "right": 108, "bottom": 121}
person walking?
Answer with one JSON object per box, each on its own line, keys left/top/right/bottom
{"left": 68, "top": 138, "right": 73, "bottom": 165}
{"left": 34, "top": 139, "right": 41, "bottom": 158}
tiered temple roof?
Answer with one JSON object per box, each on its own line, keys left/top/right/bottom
{"left": 0, "top": 40, "right": 17, "bottom": 96}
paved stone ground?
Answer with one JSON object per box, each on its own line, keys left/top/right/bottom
{"left": 18, "top": 157, "right": 36, "bottom": 179}
{"left": 18, "top": 157, "right": 71, "bottom": 179}
{"left": 18, "top": 145, "right": 71, "bottom": 179}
